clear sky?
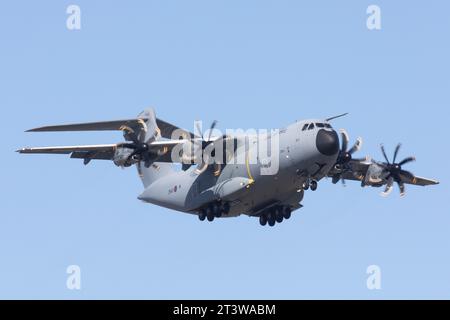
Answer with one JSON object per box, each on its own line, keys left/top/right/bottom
{"left": 0, "top": 1, "right": 448, "bottom": 299}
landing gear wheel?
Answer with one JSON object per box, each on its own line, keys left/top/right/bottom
{"left": 199, "top": 210, "right": 206, "bottom": 221}
{"left": 206, "top": 207, "right": 214, "bottom": 222}
{"left": 275, "top": 208, "right": 284, "bottom": 223}
{"left": 276, "top": 214, "right": 284, "bottom": 223}
{"left": 221, "top": 202, "right": 230, "bottom": 215}
{"left": 310, "top": 180, "right": 318, "bottom": 191}
{"left": 259, "top": 215, "right": 267, "bottom": 226}
{"left": 268, "top": 213, "right": 276, "bottom": 227}
{"left": 283, "top": 207, "right": 292, "bottom": 220}
{"left": 212, "top": 203, "right": 221, "bottom": 218}
{"left": 303, "top": 182, "right": 309, "bottom": 191}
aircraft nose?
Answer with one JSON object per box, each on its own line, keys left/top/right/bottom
{"left": 316, "top": 129, "right": 339, "bottom": 156}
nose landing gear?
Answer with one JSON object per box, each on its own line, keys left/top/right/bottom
{"left": 303, "top": 179, "right": 318, "bottom": 191}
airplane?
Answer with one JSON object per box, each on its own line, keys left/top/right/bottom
{"left": 17, "top": 108, "right": 439, "bottom": 227}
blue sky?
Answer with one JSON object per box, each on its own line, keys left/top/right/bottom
{"left": 0, "top": 1, "right": 449, "bottom": 299}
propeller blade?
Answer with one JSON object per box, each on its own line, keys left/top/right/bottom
{"left": 399, "top": 156, "right": 416, "bottom": 166}
{"left": 348, "top": 137, "right": 363, "bottom": 155}
{"left": 193, "top": 120, "right": 219, "bottom": 176}
{"left": 206, "top": 120, "right": 218, "bottom": 142}
{"left": 332, "top": 175, "right": 341, "bottom": 184}
{"left": 137, "top": 161, "right": 143, "bottom": 177}
{"left": 340, "top": 129, "right": 349, "bottom": 152}
{"left": 381, "top": 176, "right": 394, "bottom": 197}
{"left": 380, "top": 144, "right": 390, "bottom": 164}
{"left": 131, "top": 136, "right": 140, "bottom": 145}
{"left": 376, "top": 144, "right": 416, "bottom": 197}
{"left": 393, "top": 143, "right": 402, "bottom": 163}
{"left": 195, "top": 121, "right": 203, "bottom": 139}
{"left": 398, "top": 181, "right": 406, "bottom": 197}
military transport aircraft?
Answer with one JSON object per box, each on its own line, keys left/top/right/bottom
{"left": 18, "top": 108, "right": 439, "bottom": 227}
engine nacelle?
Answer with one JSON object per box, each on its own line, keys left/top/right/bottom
{"left": 113, "top": 147, "right": 136, "bottom": 167}
{"left": 362, "top": 163, "right": 388, "bottom": 187}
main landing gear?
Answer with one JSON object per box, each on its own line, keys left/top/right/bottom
{"left": 303, "top": 179, "right": 318, "bottom": 191}
{"left": 198, "top": 201, "right": 231, "bottom": 222}
{"left": 259, "top": 206, "right": 292, "bottom": 227}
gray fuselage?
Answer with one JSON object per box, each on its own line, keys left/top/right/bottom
{"left": 138, "top": 119, "right": 340, "bottom": 218}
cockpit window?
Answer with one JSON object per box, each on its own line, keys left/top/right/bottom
{"left": 308, "top": 123, "right": 315, "bottom": 130}
{"left": 316, "top": 123, "right": 325, "bottom": 128}
{"left": 302, "top": 124, "right": 308, "bottom": 131}
{"left": 325, "top": 123, "right": 332, "bottom": 128}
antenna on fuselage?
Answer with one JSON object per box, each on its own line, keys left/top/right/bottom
{"left": 326, "top": 113, "right": 349, "bottom": 122}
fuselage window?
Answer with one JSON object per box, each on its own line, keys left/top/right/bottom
{"left": 308, "top": 123, "right": 315, "bottom": 130}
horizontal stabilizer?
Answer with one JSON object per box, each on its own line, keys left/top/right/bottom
{"left": 27, "top": 120, "right": 140, "bottom": 133}
{"left": 27, "top": 118, "right": 197, "bottom": 139}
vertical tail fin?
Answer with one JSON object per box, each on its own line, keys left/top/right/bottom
{"left": 136, "top": 108, "right": 175, "bottom": 188}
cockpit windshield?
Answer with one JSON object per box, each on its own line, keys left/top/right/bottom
{"left": 302, "top": 122, "right": 333, "bottom": 131}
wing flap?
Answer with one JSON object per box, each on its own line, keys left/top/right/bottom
{"left": 70, "top": 150, "right": 116, "bottom": 161}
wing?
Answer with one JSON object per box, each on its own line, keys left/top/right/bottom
{"left": 27, "top": 118, "right": 197, "bottom": 140}
{"left": 398, "top": 173, "right": 439, "bottom": 186}
{"left": 328, "top": 159, "right": 439, "bottom": 186}
{"left": 17, "top": 144, "right": 117, "bottom": 164}
{"left": 17, "top": 140, "right": 188, "bottom": 164}
{"left": 327, "top": 160, "right": 370, "bottom": 182}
